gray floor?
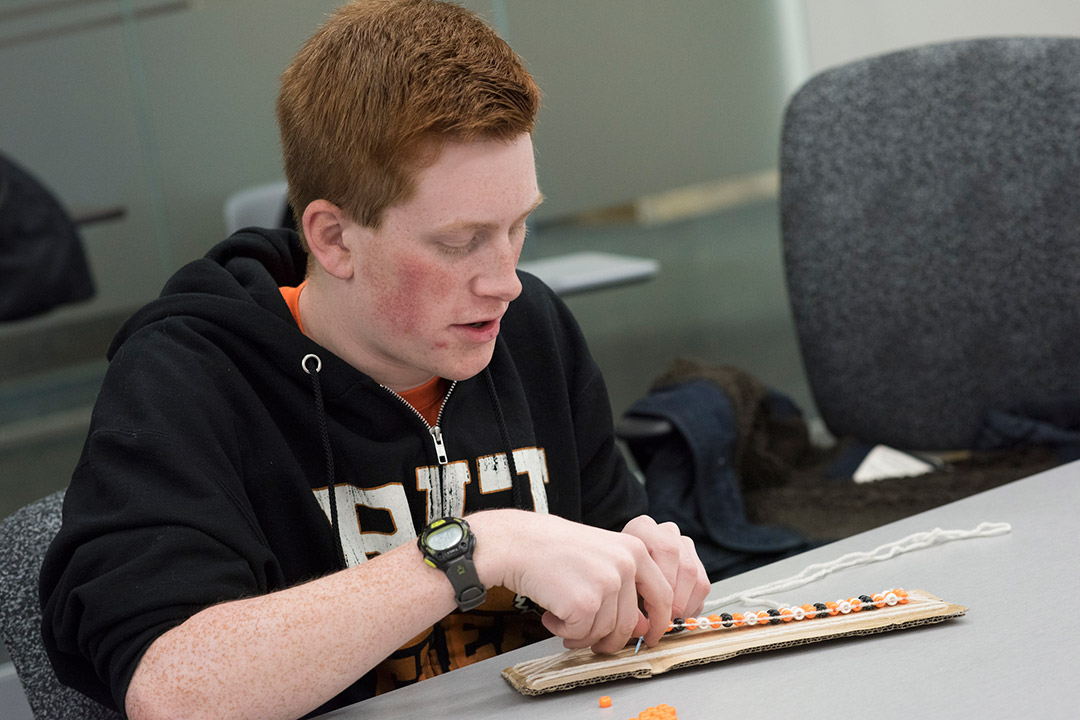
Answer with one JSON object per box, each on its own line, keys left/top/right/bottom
{"left": 0, "top": 196, "right": 814, "bottom": 700}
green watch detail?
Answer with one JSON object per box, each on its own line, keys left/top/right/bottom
{"left": 417, "top": 516, "right": 487, "bottom": 611}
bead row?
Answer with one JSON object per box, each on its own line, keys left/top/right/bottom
{"left": 666, "top": 588, "right": 910, "bottom": 635}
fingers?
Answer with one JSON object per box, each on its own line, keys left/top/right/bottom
{"left": 681, "top": 535, "right": 712, "bottom": 617}
{"left": 471, "top": 511, "right": 708, "bottom": 654}
{"left": 631, "top": 542, "right": 674, "bottom": 646}
{"left": 667, "top": 534, "right": 710, "bottom": 617}
{"left": 566, "top": 571, "right": 642, "bottom": 654}
{"left": 537, "top": 533, "right": 668, "bottom": 653}
{"left": 622, "top": 516, "right": 711, "bottom": 618}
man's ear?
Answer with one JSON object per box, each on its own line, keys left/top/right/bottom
{"left": 302, "top": 199, "right": 357, "bottom": 280}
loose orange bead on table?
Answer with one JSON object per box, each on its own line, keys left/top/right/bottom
{"left": 599, "top": 695, "right": 612, "bottom": 708}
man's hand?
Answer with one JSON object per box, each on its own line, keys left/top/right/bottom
{"left": 620, "top": 515, "right": 711, "bottom": 638}
{"left": 469, "top": 511, "right": 708, "bottom": 656}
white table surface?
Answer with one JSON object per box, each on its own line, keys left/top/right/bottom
{"left": 319, "top": 460, "right": 1080, "bottom": 719}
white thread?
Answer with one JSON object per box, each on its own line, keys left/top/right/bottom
{"left": 702, "top": 522, "right": 1010, "bottom": 613}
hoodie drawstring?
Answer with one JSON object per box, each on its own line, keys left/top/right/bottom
{"left": 303, "top": 353, "right": 346, "bottom": 568}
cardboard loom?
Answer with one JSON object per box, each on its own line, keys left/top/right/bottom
{"left": 503, "top": 589, "right": 965, "bottom": 695}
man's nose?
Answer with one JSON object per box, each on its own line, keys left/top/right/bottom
{"left": 473, "top": 234, "right": 523, "bottom": 301}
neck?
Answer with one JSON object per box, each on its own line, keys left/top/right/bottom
{"left": 299, "top": 278, "right": 432, "bottom": 390}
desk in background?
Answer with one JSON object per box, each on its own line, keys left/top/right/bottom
{"left": 319, "top": 461, "right": 1080, "bottom": 719}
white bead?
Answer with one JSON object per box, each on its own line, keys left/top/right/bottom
{"left": 838, "top": 599, "right": 852, "bottom": 614}
{"left": 792, "top": 606, "right": 805, "bottom": 621}
{"left": 885, "top": 592, "right": 899, "bottom": 606}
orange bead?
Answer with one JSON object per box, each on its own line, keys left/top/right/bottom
{"left": 801, "top": 603, "right": 817, "bottom": 619}
{"left": 599, "top": 695, "right": 612, "bottom": 708}
{"left": 848, "top": 597, "right": 863, "bottom": 612}
{"left": 825, "top": 601, "right": 839, "bottom": 616}
{"left": 684, "top": 617, "right": 697, "bottom": 630}
{"left": 872, "top": 593, "right": 886, "bottom": 608}
{"left": 897, "top": 589, "right": 909, "bottom": 603}
{"left": 756, "top": 610, "right": 771, "bottom": 625}
{"left": 780, "top": 608, "right": 795, "bottom": 622}
{"left": 732, "top": 612, "right": 745, "bottom": 627}
{"left": 708, "top": 614, "right": 723, "bottom": 629}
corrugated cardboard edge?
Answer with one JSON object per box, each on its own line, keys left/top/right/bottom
{"left": 503, "top": 589, "right": 966, "bottom": 695}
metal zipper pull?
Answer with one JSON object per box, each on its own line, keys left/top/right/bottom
{"left": 430, "top": 426, "right": 449, "bottom": 465}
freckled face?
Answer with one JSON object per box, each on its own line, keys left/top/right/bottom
{"left": 338, "top": 134, "right": 542, "bottom": 391}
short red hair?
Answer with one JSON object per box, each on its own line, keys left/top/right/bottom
{"left": 277, "top": 0, "right": 541, "bottom": 241}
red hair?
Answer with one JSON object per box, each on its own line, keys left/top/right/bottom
{"left": 277, "top": 0, "right": 541, "bottom": 241}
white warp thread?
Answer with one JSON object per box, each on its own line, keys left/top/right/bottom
{"left": 702, "top": 521, "right": 1011, "bottom": 613}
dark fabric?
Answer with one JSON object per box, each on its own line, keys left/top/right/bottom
{"left": 781, "top": 37, "right": 1080, "bottom": 450}
{"left": 40, "top": 228, "right": 644, "bottom": 715}
{"left": 974, "top": 395, "right": 1080, "bottom": 463}
{"left": 0, "top": 153, "right": 94, "bottom": 321}
{"left": 0, "top": 492, "right": 122, "bottom": 720}
{"left": 627, "top": 358, "right": 1065, "bottom": 549}
{"left": 624, "top": 361, "right": 815, "bottom": 581}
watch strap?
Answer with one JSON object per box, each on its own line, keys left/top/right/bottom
{"left": 444, "top": 556, "right": 486, "bottom": 611}
{"left": 418, "top": 517, "right": 487, "bottom": 612}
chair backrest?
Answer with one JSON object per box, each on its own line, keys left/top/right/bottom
{"left": 781, "top": 37, "right": 1080, "bottom": 450}
{"left": 223, "top": 180, "right": 290, "bottom": 235}
{"left": 0, "top": 491, "right": 122, "bottom": 719}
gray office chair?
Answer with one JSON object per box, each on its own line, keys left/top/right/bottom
{"left": 0, "top": 491, "right": 122, "bottom": 719}
{"left": 781, "top": 37, "right": 1080, "bottom": 451}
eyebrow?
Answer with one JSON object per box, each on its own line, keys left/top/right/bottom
{"left": 433, "top": 193, "right": 545, "bottom": 234}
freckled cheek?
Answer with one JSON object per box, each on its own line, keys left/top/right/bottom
{"left": 370, "top": 259, "right": 457, "bottom": 341}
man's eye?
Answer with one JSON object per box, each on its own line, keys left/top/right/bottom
{"left": 438, "top": 236, "right": 479, "bottom": 255}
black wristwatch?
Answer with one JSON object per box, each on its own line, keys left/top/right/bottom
{"left": 417, "top": 517, "right": 487, "bottom": 611}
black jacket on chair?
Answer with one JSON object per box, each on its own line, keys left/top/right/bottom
{"left": 0, "top": 152, "right": 94, "bottom": 322}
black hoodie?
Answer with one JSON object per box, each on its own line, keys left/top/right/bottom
{"left": 39, "top": 228, "right": 646, "bottom": 716}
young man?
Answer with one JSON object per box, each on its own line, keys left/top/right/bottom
{"left": 40, "top": 2, "right": 710, "bottom": 719}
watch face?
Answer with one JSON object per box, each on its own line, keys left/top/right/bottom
{"left": 427, "top": 523, "right": 464, "bottom": 551}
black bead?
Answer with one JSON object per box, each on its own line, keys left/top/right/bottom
{"left": 721, "top": 613, "right": 734, "bottom": 628}
{"left": 669, "top": 618, "right": 686, "bottom": 633}
{"left": 859, "top": 595, "right": 875, "bottom": 609}
{"left": 766, "top": 609, "right": 782, "bottom": 625}
{"left": 814, "top": 603, "right": 829, "bottom": 617}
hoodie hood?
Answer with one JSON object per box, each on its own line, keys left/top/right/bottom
{"left": 109, "top": 227, "right": 307, "bottom": 359}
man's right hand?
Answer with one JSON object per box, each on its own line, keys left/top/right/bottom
{"left": 468, "top": 510, "right": 683, "bottom": 654}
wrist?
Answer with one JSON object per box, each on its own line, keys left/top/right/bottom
{"left": 464, "top": 509, "right": 522, "bottom": 590}
{"left": 417, "top": 517, "right": 486, "bottom": 611}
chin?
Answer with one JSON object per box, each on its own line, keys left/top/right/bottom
{"left": 439, "top": 348, "right": 497, "bottom": 382}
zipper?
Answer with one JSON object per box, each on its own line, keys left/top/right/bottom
{"left": 380, "top": 380, "right": 457, "bottom": 457}
{"left": 380, "top": 380, "right": 457, "bottom": 516}
{"left": 429, "top": 425, "right": 449, "bottom": 464}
